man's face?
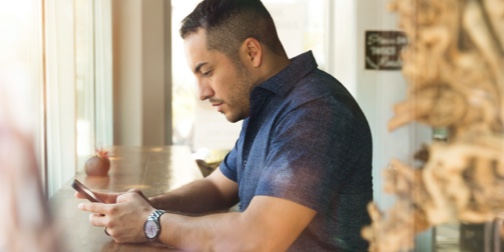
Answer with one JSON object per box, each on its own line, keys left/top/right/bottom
{"left": 184, "top": 29, "right": 255, "bottom": 123}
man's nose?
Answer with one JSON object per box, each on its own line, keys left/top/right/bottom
{"left": 198, "top": 82, "right": 214, "bottom": 100}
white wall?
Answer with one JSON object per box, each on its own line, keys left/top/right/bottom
{"left": 112, "top": 0, "right": 142, "bottom": 146}
{"left": 331, "top": 0, "right": 432, "bottom": 210}
{"left": 111, "top": 0, "right": 172, "bottom": 146}
{"left": 331, "top": 1, "right": 434, "bottom": 250}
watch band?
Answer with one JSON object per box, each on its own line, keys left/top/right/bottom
{"left": 148, "top": 209, "right": 166, "bottom": 222}
{"left": 144, "top": 209, "right": 166, "bottom": 241}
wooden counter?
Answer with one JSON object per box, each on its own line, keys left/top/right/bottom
{"left": 49, "top": 146, "right": 203, "bottom": 252}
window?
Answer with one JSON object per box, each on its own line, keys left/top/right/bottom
{"left": 75, "top": 0, "right": 113, "bottom": 172}
{"left": 16, "top": 0, "right": 113, "bottom": 198}
{"left": 0, "top": 0, "right": 45, "bottom": 187}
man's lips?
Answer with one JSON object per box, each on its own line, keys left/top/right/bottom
{"left": 211, "top": 102, "right": 224, "bottom": 113}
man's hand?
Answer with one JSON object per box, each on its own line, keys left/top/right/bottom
{"left": 77, "top": 189, "right": 155, "bottom": 243}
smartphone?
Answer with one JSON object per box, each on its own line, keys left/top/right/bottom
{"left": 72, "top": 179, "right": 105, "bottom": 203}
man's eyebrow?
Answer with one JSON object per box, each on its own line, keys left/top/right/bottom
{"left": 194, "top": 62, "right": 207, "bottom": 74}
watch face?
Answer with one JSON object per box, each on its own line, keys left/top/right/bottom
{"left": 145, "top": 219, "right": 159, "bottom": 239}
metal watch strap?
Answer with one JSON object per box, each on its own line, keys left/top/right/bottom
{"left": 146, "top": 209, "right": 166, "bottom": 241}
{"left": 148, "top": 209, "right": 166, "bottom": 221}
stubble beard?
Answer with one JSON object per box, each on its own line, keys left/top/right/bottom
{"left": 224, "top": 66, "right": 254, "bottom": 123}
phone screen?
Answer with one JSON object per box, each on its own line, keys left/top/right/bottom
{"left": 72, "top": 179, "right": 105, "bottom": 203}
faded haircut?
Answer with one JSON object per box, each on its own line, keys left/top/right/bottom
{"left": 180, "top": 0, "right": 286, "bottom": 62}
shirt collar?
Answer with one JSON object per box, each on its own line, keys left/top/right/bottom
{"left": 257, "top": 51, "right": 318, "bottom": 96}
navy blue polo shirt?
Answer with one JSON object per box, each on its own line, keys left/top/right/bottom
{"left": 220, "top": 51, "right": 373, "bottom": 251}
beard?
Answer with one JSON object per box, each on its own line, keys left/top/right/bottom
{"left": 222, "top": 65, "right": 256, "bottom": 123}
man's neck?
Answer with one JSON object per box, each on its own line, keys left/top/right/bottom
{"left": 255, "top": 54, "right": 291, "bottom": 85}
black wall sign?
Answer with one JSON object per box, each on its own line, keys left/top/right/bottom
{"left": 365, "top": 31, "right": 408, "bottom": 70}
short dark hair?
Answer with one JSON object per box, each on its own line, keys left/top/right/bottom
{"left": 180, "top": 0, "right": 286, "bottom": 61}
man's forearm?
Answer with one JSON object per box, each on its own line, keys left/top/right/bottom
{"left": 158, "top": 211, "right": 258, "bottom": 252}
{"left": 155, "top": 196, "right": 314, "bottom": 252}
{"left": 149, "top": 178, "right": 237, "bottom": 215}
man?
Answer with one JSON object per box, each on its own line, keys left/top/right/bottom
{"left": 78, "top": 0, "right": 373, "bottom": 251}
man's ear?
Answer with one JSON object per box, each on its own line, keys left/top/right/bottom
{"left": 240, "top": 37, "right": 263, "bottom": 68}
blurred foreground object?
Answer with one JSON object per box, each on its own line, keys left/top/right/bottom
{"left": 0, "top": 126, "right": 60, "bottom": 252}
{"left": 362, "top": 0, "right": 504, "bottom": 251}
{"left": 0, "top": 57, "right": 60, "bottom": 252}
{"left": 0, "top": 0, "right": 60, "bottom": 249}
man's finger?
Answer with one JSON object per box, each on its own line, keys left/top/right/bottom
{"left": 129, "top": 189, "right": 150, "bottom": 202}
{"left": 75, "top": 191, "right": 86, "bottom": 199}
{"left": 116, "top": 190, "right": 147, "bottom": 203}
{"left": 78, "top": 202, "right": 109, "bottom": 214}
{"left": 95, "top": 191, "right": 121, "bottom": 203}
{"left": 89, "top": 213, "right": 109, "bottom": 227}
{"left": 126, "top": 188, "right": 147, "bottom": 200}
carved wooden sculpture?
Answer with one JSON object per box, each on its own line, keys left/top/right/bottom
{"left": 362, "top": 0, "right": 504, "bottom": 251}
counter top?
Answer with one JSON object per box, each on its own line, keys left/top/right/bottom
{"left": 49, "top": 146, "right": 203, "bottom": 251}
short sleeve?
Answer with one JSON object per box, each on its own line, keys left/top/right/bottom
{"left": 219, "top": 146, "right": 238, "bottom": 182}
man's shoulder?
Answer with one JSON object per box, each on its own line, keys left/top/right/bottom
{"left": 284, "top": 69, "right": 354, "bottom": 106}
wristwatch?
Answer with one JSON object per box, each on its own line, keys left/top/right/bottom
{"left": 144, "top": 209, "right": 166, "bottom": 241}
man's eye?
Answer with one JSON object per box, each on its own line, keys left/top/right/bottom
{"left": 202, "top": 70, "right": 212, "bottom": 77}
